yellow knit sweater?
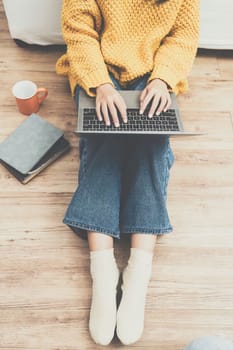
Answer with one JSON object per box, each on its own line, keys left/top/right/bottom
{"left": 56, "top": 0, "right": 199, "bottom": 96}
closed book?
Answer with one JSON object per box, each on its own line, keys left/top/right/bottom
{"left": 0, "top": 114, "right": 70, "bottom": 183}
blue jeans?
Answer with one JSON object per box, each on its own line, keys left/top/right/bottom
{"left": 63, "top": 74, "right": 175, "bottom": 239}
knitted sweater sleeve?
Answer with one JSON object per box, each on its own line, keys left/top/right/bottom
{"left": 149, "top": 0, "right": 200, "bottom": 92}
{"left": 57, "top": 0, "right": 113, "bottom": 96}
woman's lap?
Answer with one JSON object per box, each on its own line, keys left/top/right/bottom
{"left": 63, "top": 74, "right": 174, "bottom": 239}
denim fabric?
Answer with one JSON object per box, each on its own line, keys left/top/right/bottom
{"left": 183, "top": 336, "right": 233, "bottom": 350}
{"left": 63, "top": 74, "right": 175, "bottom": 239}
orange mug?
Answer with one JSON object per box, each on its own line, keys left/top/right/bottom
{"left": 12, "top": 80, "right": 48, "bottom": 115}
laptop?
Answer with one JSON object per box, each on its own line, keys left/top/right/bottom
{"left": 77, "top": 89, "right": 202, "bottom": 136}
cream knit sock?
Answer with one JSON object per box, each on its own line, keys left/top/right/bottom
{"left": 116, "top": 248, "right": 153, "bottom": 345}
{"left": 89, "top": 248, "right": 119, "bottom": 346}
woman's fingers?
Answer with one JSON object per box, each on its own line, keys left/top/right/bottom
{"left": 96, "top": 102, "right": 103, "bottom": 122}
{"left": 148, "top": 94, "right": 161, "bottom": 117}
{"left": 96, "top": 79, "right": 171, "bottom": 126}
{"left": 116, "top": 95, "right": 127, "bottom": 123}
{"left": 154, "top": 93, "right": 170, "bottom": 116}
{"left": 96, "top": 84, "right": 127, "bottom": 126}
{"left": 108, "top": 101, "right": 120, "bottom": 127}
{"left": 139, "top": 89, "right": 147, "bottom": 113}
{"left": 102, "top": 97, "right": 127, "bottom": 127}
{"left": 101, "top": 103, "right": 111, "bottom": 126}
{"left": 164, "top": 94, "right": 172, "bottom": 112}
{"left": 140, "top": 79, "right": 170, "bottom": 117}
{"left": 140, "top": 89, "right": 154, "bottom": 115}
{"left": 141, "top": 91, "right": 170, "bottom": 117}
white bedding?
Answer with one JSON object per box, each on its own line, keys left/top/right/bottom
{"left": 199, "top": 0, "right": 233, "bottom": 49}
{"left": 3, "top": 0, "right": 64, "bottom": 45}
{"left": 3, "top": 0, "right": 233, "bottom": 49}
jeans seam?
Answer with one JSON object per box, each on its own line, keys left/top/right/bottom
{"left": 163, "top": 138, "right": 174, "bottom": 199}
{"left": 63, "top": 218, "right": 120, "bottom": 238}
{"left": 121, "top": 225, "right": 173, "bottom": 234}
{"left": 78, "top": 137, "right": 88, "bottom": 183}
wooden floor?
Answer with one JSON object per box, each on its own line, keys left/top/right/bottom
{"left": 0, "top": 1, "right": 233, "bottom": 349}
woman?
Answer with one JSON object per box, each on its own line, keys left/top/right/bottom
{"left": 56, "top": 0, "right": 199, "bottom": 345}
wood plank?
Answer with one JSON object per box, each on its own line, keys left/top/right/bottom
{"left": 0, "top": 1, "right": 233, "bottom": 349}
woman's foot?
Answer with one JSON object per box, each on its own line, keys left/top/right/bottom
{"left": 89, "top": 248, "right": 119, "bottom": 345}
{"left": 116, "top": 248, "right": 153, "bottom": 345}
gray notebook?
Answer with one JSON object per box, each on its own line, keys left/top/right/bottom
{"left": 0, "top": 114, "right": 70, "bottom": 183}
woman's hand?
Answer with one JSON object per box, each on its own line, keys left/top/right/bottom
{"left": 139, "top": 79, "right": 171, "bottom": 118}
{"left": 96, "top": 83, "right": 127, "bottom": 127}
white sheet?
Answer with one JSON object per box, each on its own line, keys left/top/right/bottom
{"left": 3, "top": 0, "right": 233, "bottom": 49}
{"left": 3, "top": 0, "right": 64, "bottom": 45}
{"left": 199, "top": 0, "right": 233, "bottom": 49}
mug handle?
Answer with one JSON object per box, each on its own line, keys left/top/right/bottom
{"left": 36, "top": 88, "right": 48, "bottom": 104}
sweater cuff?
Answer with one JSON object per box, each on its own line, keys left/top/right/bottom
{"left": 81, "top": 69, "right": 114, "bottom": 96}
{"left": 69, "top": 69, "right": 114, "bottom": 96}
{"left": 148, "top": 64, "right": 181, "bottom": 91}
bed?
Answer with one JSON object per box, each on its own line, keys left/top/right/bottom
{"left": 2, "top": 0, "right": 233, "bottom": 49}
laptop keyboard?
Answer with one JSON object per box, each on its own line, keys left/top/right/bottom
{"left": 82, "top": 108, "right": 180, "bottom": 132}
